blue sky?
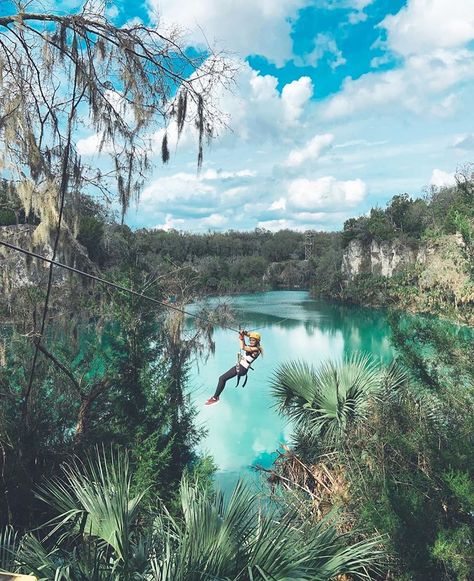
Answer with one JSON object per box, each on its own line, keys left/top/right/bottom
{"left": 8, "top": 0, "right": 474, "bottom": 232}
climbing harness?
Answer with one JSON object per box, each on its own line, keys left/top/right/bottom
{"left": 235, "top": 355, "right": 256, "bottom": 388}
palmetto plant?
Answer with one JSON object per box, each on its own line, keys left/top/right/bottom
{"left": 0, "top": 447, "right": 383, "bottom": 580}
{"left": 0, "top": 526, "right": 20, "bottom": 574}
{"left": 151, "top": 476, "right": 383, "bottom": 580}
{"left": 271, "top": 353, "right": 406, "bottom": 446}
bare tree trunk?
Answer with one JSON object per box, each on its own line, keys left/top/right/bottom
{"left": 33, "top": 342, "right": 110, "bottom": 447}
{"left": 74, "top": 381, "right": 109, "bottom": 447}
{"left": 75, "top": 398, "right": 91, "bottom": 445}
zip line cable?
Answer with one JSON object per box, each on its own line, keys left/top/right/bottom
{"left": 0, "top": 239, "right": 243, "bottom": 334}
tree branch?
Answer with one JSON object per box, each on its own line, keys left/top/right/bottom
{"left": 35, "top": 342, "right": 82, "bottom": 395}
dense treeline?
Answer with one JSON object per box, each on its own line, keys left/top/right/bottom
{"left": 0, "top": 185, "right": 311, "bottom": 292}
{"left": 7, "top": 166, "right": 472, "bottom": 312}
{"left": 342, "top": 172, "right": 474, "bottom": 247}
{"left": 131, "top": 227, "right": 308, "bottom": 293}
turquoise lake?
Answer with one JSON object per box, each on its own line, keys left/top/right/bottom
{"left": 188, "top": 290, "right": 394, "bottom": 490}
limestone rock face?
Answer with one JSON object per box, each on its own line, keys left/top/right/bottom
{"left": 0, "top": 224, "right": 52, "bottom": 292}
{"left": 0, "top": 224, "right": 93, "bottom": 294}
{"left": 341, "top": 240, "right": 370, "bottom": 281}
{"left": 341, "top": 239, "right": 426, "bottom": 282}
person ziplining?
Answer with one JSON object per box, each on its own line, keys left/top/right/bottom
{"left": 205, "top": 330, "right": 263, "bottom": 406}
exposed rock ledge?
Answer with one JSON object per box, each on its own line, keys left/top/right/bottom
{"left": 341, "top": 239, "right": 427, "bottom": 282}
{"left": 0, "top": 224, "right": 94, "bottom": 294}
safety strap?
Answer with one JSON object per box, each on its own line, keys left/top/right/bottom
{"left": 235, "top": 363, "right": 254, "bottom": 388}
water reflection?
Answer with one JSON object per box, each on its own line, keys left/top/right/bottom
{"left": 188, "top": 291, "right": 394, "bottom": 484}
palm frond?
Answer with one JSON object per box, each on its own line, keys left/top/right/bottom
{"left": 0, "top": 526, "right": 20, "bottom": 573}
{"left": 8, "top": 447, "right": 383, "bottom": 580}
{"left": 15, "top": 533, "right": 62, "bottom": 581}
{"left": 36, "top": 447, "right": 147, "bottom": 564}
{"left": 270, "top": 359, "right": 317, "bottom": 412}
{"left": 272, "top": 353, "right": 397, "bottom": 447}
{"left": 379, "top": 359, "right": 410, "bottom": 399}
{"left": 150, "top": 476, "right": 383, "bottom": 580}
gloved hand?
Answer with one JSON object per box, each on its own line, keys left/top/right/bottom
{"left": 239, "top": 331, "right": 245, "bottom": 340}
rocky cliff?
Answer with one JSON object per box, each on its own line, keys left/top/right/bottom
{"left": 0, "top": 224, "right": 94, "bottom": 295}
{"left": 339, "top": 235, "right": 473, "bottom": 323}
{"left": 341, "top": 239, "right": 426, "bottom": 281}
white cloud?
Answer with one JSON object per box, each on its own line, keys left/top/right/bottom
{"left": 370, "top": 54, "right": 392, "bottom": 68}
{"left": 294, "top": 211, "right": 347, "bottom": 221}
{"left": 334, "top": 139, "right": 389, "bottom": 149}
{"left": 77, "top": 132, "right": 113, "bottom": 155}
{"left": 149, "top": 0, "right": 311, "bottom": 66}
{"left": 154, "top": 214, "right": 186, "bottom": 231}
{"left": 257, "top": 215, "right": 344, "bottom": 232}
{"left": 453, "top": 134, "right": 474, "bottom": 150}
{"left": 322, "top": 49, "right": 474, "bottom": 119}
{"left": 213, "top": 63, "right": 314, "bottom": 144}
{"left": 430, "top": 169, "right": 456, "bottom": 187}
{"left": 202, "top": 169, "right": 256, "bottom": 180}
{"left": 250, "top": 74, "right": 279, "bottom": 103}
{"left": 302, "top": 33, "right": 346, "bottom": 69}
{"left": 222, "top": 186, "right": 250, "bottom": 201}
{"left": 134, "top": 157, "right": 369, "bottom": 232}
{"left": 153, "top": 212, "right": 229, "bottom": 232}
{"left": 317, "top": 0, "right": 374, "bottom": 23}
{"left": 285, "top": 133, "right": 334, "bottom": 167}
{"left": 269, "top": 198, "right": 287, "bottom": 211}
{"left": 351, "top": 0, "right": 374, "bottom": 8}
{"left": 348, "top": 11, "right": 368, "bottom": 24}
{"left": 258, "top": 219, "right": 297, "bottom": 231}
{"left": 288, "top": 176, "right": 367, "bottom": 210}
{"left": 321, "top": 1, "right": 474, "bottom": 121}
{"left": 137, "top": 167, "right": 259, "bottom": 231}
{"left": 201, "top": 213, "right": 229, "bottom": 227}
{"left": 141, "top": 172, "right": 215, "bottom": 205}
{"left": 381, "top": 0, "right": 474, "bottom": 57}
{"left": 158, "top": 60, "right": 314, "bottom": 155}
{"left": 318, "top": 0, "right": 374, "bottom": 8}
{"left": 281, "top": 77, "right": 314, "bottom": 125}
{"left": 106, "top": 4, "right": 119, "bottom": 19}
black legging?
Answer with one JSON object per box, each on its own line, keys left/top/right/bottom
{"left": 214, "top": 365, "right": 248, "bottom": 398}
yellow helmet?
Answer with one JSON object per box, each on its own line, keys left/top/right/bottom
{"left": 248, "top": 331, "right": 261, "bottom": 341}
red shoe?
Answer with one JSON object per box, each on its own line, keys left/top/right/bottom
{"left": 205, "top": 396, "right": 219, "bottom": 406}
